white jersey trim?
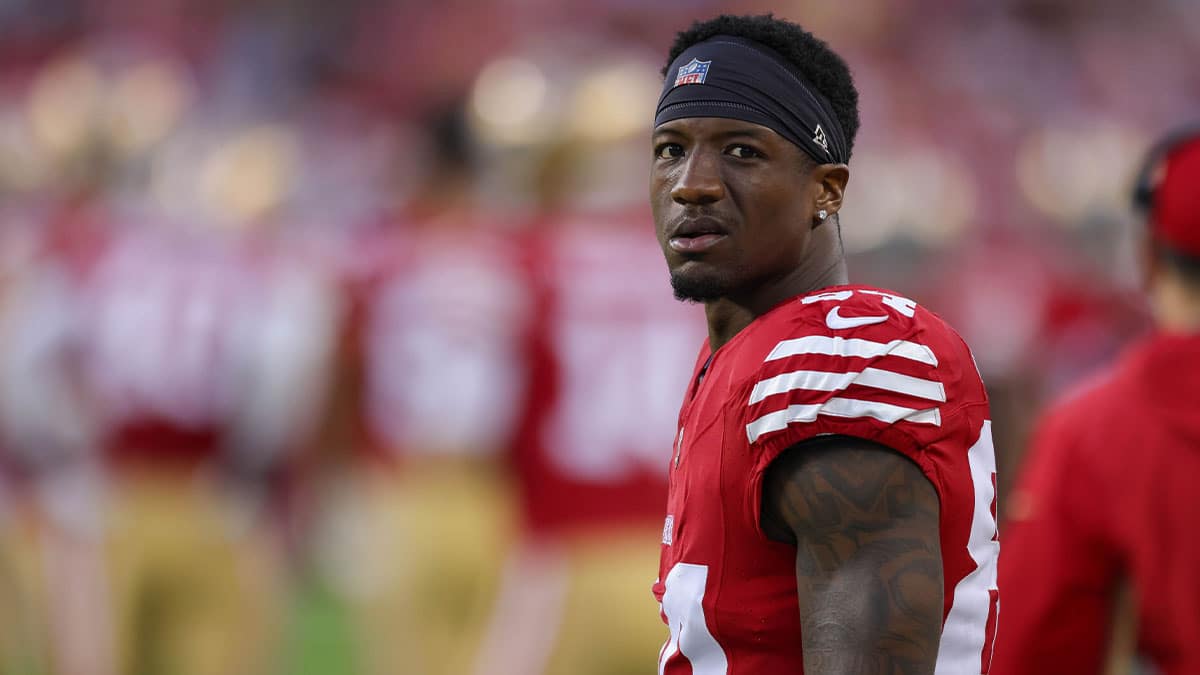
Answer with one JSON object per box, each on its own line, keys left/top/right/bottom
{"left": 749, "top": 367, "right": 946, "bottom": 405}
{"left": 935, "top": 420, "right": 1000, "bottom": 675}
{"left": 765, "top": 335, "right": 939, "bottom": 367}
{"left": 746, "top": 398, "right": 942, "bottom": 443}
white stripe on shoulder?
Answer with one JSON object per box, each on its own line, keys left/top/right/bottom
{"left": 746, "top": 398, "right": 942, "bottom": 443}
{"left": 765, "top": 335, "right": 938, "bottom": 367}
{"left": 750, "top": 370, "right": 858, "bottom": 404}
{"left": 748, "top": 367, "right": 946, "bottom": 405}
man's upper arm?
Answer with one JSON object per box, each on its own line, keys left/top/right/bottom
{"left": 761, "top": 434, "right": 943, "bottom": 675}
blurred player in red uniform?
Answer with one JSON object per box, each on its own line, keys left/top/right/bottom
{"left": 79, "top": 221, "right": 340, "bottom": 675}
{"left": 472, "top": 208, "right": 705, "bottom": 675}
{"left": 649, "top": 15, "right": 999, "bottom": 673}
{"left": 333, "top": 220, "right": 526, "bottom": 675}
{"left": 993, "top": 128, "right": 1200, "bottom": 675}
{"left": 321, "top": 104, "right": 527, "bottom": 675}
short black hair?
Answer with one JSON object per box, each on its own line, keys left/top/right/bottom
{"left": 663, "top": 14, "right": 861, "bottom": 161}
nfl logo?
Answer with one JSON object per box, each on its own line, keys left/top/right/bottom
{"left": 674, "top": 58, "right": 711, "bottom": 87}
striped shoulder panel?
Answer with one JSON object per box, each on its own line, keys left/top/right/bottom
{"left": 746, "top": 333, "right": 944, "bottom": 444}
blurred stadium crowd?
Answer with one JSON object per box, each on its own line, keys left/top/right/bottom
{"left": 0, "top": 0, "right": 1196, "bottom": 673}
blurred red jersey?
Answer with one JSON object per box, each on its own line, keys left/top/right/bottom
{"left": 654, "top": 285, "right": 999, "bottom": 674}
{"left": 513, "top": 216, "right": 705, "bottom": 536}
{"left": 345, "top": 223, "right": 529, "bottom": 463}
{"left": 81, "top": 228, "right": 340, "bottom": 469}
{"left": 994, "top": 332, "right": 1200, "bottom": 675}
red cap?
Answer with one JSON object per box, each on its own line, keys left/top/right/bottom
{"left": 1152, "top": 136, "right": 1200, "bottom": 257}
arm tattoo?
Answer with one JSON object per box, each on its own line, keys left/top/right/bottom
{"left": 761, "top": 436, "right": 943, "bottom": 675}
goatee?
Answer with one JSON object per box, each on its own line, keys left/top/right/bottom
{"left": 670, "top": 271, "right": 730, "bottom": 303}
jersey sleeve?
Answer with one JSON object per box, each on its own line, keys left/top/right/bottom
{"left": 739, "top": 288, "right": 985, "bottom": 489}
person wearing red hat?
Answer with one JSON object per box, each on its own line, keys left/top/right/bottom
{"left": 993, "top": 127, "right": 1200, "bottom": 675}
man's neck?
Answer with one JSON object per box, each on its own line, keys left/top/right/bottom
{"left": 704, "top": 258, "right": 848, "bottom": 351}
{"left": 1152, "top": 275, "right": 1200, "bottom": 333}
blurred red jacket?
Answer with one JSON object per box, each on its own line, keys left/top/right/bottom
{"left": 993, "top": 332, "right": 1200, "bottom": 675}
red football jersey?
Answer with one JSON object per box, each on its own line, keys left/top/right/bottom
{"left": 81, "top": 227, "right": 340, "bottom": 468}
{"left": 654, "top": 285, "right": 999, "bottom": 674}
{"left": 512, "top": 217, "right": 705, "bottom": 535}
{"left": 993, "top": 332, "right": 1200, "bottom": 675}
{"left": 346, "top": 223, "right": 529, "bottom": 463}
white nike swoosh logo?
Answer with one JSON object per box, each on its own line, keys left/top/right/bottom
{"left": 825, "top": 306, "right": 889, "bottom": 330}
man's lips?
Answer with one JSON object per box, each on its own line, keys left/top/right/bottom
{"left": 668, "top": 217, "right": 730, "bottom": 253}
{"left": 668, "top": 233, "right": 727, "bottom": 252}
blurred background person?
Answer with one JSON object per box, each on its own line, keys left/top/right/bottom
{"left": 0, "top": 18, "right": 344, "bottom": 670}
{"left": 470, "top": 133, "right": 705, "bottom": 674}
{"left": 78, "top": 215, "right": 340, "bottom": 675}
{"left": 0, "top": 219, "right": 110, "bottom": 675}
{"left": 993, "top": 127, "right": 1200, "bottom": 675}
{"left": 312, "top": 101, "right": 527, "bottom": 675}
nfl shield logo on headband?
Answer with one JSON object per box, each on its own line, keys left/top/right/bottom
{"left": 674, "top": 58, "right": 711, "bottom": 87}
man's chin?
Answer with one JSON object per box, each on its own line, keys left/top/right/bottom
{"left": 670, "top": 270, "right": 732, "bottom": 303}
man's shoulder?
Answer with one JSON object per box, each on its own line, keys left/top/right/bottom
{"left": 731, "top": 285, "right": 976, "bottom": 379}
{"left": 723, "top": 285, "right": 986, "bottom": 454}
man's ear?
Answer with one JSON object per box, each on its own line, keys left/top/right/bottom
{"left": 813, "top": 163, "right": 849, "bottom": 219}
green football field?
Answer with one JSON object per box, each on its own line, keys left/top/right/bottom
{"left": 278, "top": 577, "right": 360, "bottom": 675}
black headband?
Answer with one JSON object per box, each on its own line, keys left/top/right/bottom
{"left": 654, "top": 36, "right": 849, "bottom": 165}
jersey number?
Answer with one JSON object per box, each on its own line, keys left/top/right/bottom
{"left": 545, "top": 319, "right": 695, "bottom": 480}
{"left": 658, "top": 563, "right": 728, "bottom": 675}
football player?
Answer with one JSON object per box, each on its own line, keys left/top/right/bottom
{"left": 472, "top": 206, "right": 705, "bottom": 675}
{"left": 79, "top": 220, "right": 340, "bottom": 675}
{"left": 321, "top": 103, "right": 526, "bottom": 675}
{"left": 650, "top": 15, "right": 999, "bottom": 674}
{"left": 0, "top": 218, "right": 112, "bottom": 675}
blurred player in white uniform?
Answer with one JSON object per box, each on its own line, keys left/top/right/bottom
{"left": 0, "top": 219, "right": 110, "bottom": 675}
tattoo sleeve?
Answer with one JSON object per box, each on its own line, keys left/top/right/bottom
{"left": 761, "top": 435, "right": 943, "bottom": 675}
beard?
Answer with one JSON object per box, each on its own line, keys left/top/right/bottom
{"left": 669, "top": 262, "right": 755, "bottom": 303}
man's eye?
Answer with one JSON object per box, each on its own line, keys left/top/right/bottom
{"left": 727, "top": 145, "right": 761, "bottom": 159}
{"left": 656, "top": 144, "right": 683, "bottom": 159}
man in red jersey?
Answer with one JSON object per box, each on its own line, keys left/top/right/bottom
{"left": 471, "top": 209, "right": 705, "bottom": 675}
{"left": 333, "top": 217, "right": 525, "bottom": 675}
{"left": 993, "top": 128, "right": 1200, "bottom": 675}
{"left": 649, "top": 15, "right": 999, "bottom": 674}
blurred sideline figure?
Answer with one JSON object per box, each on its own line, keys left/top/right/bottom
{"left": 321, "top": 102, "right": 524, "bottom": 675}
{"left": 993, "top": 127, "right": 1200, "bottom": 675}
{"left": 0, "top": 220, "right": 111, "bottom": 675}
{"left": 471, "top": 189, "right": 705, "bottom": 673}
{"left": 77, "top": 218, "right": 340, "bottom": 675}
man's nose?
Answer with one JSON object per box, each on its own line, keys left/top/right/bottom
{"left": 670, "top": 151, "right": 726, "bottom": 205}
